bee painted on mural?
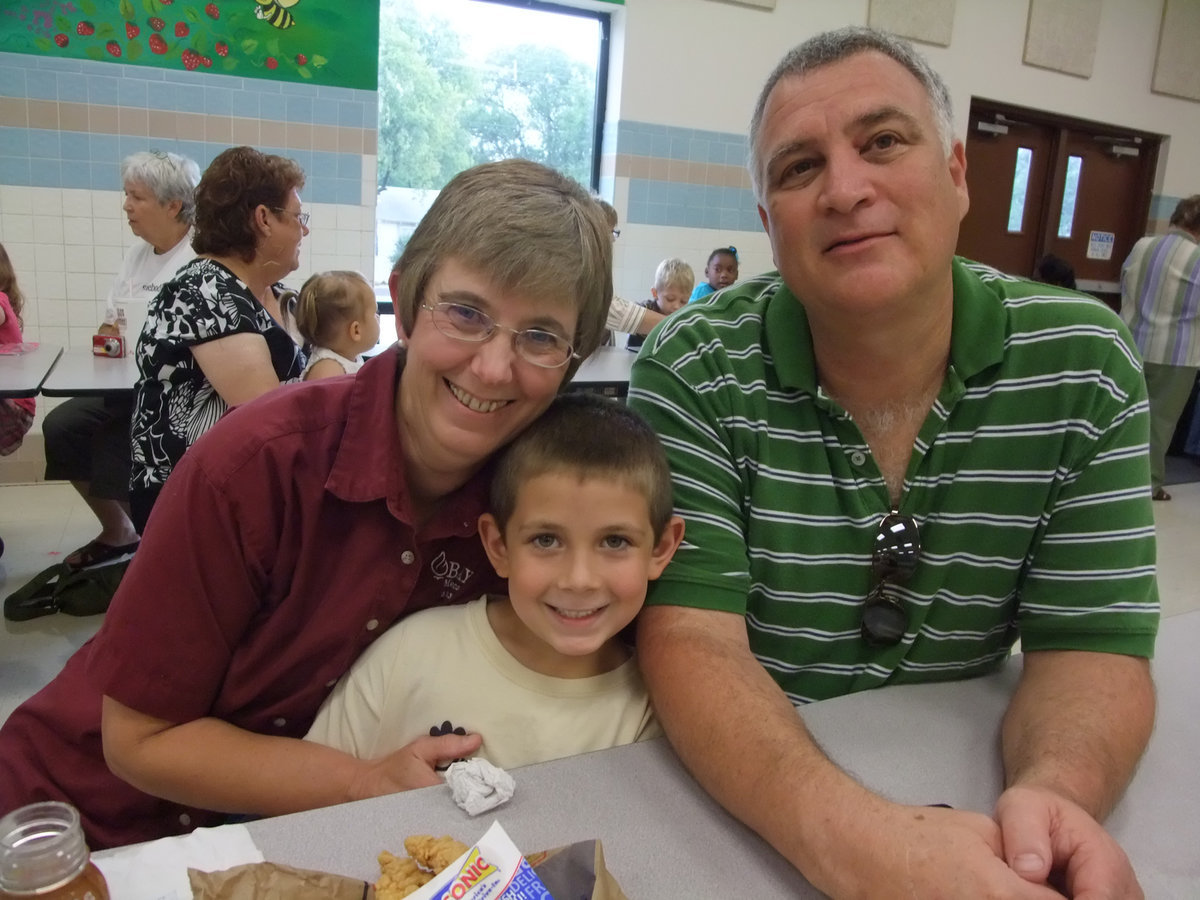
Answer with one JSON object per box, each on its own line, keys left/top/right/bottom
{"left": 254, "top": 0, "right": 300, "bottom": 29}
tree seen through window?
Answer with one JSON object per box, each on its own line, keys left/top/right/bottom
{"left": 375, "top": 0, "right": 607, "bottom": 282}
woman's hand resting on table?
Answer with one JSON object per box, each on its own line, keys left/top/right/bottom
{"left": 350, "top": 732, "right": 484, "bottom": 799}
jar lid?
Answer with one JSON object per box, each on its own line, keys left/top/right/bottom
{"left": 0, "top": 801, "right": 89, "bottom": 893}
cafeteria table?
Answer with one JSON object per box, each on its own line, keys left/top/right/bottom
{"left": 39, "top": 347, "right": 138, "bottom": 397}
{"left": 237, "top": 610, "right": 1199, "bottom": 897}
{"left": 568, "top": 345, "right": 635, "bottom": 399}
{"left": 0, "top": 343, "right": 62, "bottom": 398}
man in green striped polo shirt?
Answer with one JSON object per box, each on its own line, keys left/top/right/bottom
{"left": 1119, "top": 194, "right": 1200, "bottom": 501}
{"left": 629, "top": 26, "right": 1157, "bottom": 900}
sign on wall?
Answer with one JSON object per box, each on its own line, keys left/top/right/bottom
{"left": 1087, "top": 230, "right": 1115, "bottom": 261}
{"left": 0, "top": 0, "right": 378, "bottom": 90}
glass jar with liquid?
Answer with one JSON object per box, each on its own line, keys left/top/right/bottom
{"left": 0, "top": 802, "right": 108, "bottom": 899}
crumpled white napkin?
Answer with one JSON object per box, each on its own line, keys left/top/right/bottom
{"left": 93, "top": 823, "right": 263, "bottom": 900}
{"left": 445, "top": 757, "right": 515, "bottom": 815}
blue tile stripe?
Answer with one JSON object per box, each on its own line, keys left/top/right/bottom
{"left": 616, "top": 120, "right": 760, "bottom": 232}
{"left": 616, "top": 119, "right": 749, "bottom": 166}
{"left": 0, "top": 52, "right": 371, "bottom": 201}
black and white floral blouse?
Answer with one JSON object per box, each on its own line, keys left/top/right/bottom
{"left": 130, "top": 257, "right": 306, "bottom": 492}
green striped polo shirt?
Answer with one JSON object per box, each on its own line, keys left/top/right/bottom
{"left": 1120, "top": 228, "right": 1200, "bottom": 367}
{"left": 629, "top": 258, "right": 1160, "bottom": 705}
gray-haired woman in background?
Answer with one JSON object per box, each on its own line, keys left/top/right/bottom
{"left": 42, "top": 150, "right": 200, "bottom": 573}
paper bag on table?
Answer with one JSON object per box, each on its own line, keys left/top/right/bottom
{"left": 188, "top": 861, "right": 370, "bottom": 899}
{"left": 526, "top": 839, "right": 628, "bottom": 900}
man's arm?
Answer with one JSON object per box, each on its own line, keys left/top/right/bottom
{"left": 638, "top": 605, "right": 1063, "bottom": 900}
{"left": 101, "top": 696, "right": 481, "bottom": 816}
{"left": 994, "top": 650, "right": 1153, "bottom": 892}
{"left": 1004, "top": 650, "right": 1154, "bottom": 818}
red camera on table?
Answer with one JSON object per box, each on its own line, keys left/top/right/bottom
{"left": 92, "top": 334, "right": 125, "bottom": 358}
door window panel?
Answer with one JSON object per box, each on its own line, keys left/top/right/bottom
{"left": 1006, "top": 147, "right": 1033, "bottom": 233}
{"left": 1057, "top": 156, "right": 1083, "bottom": 239}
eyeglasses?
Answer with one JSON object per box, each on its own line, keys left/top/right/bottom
{"left": 420, "top": 301, "right": 578, "bottom": 369}
{"left": 861, "top": 511, "right": 921, "bottom": 646}
{"left": 611, "top": 228, "right": 621, "bottom": 240}
{"left": 272, "top": 207, "right": 310, "bottom": 228}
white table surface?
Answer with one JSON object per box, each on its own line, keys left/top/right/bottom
{"left": 0, "top": 342, "right": 62, "bottom": 398}
{"left": 40, "top": 347, "right": 138, "bottom": 397}
{"left": 243, "top": 611, "right": 1199, "bottom": 897}
{"left": 571, "top": 345, "right": 635, "bottom": 386}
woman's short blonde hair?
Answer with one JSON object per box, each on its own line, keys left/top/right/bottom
{"left": 391, "top": 159, "right": 612, "bottom": 379}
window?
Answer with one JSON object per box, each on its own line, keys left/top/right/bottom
{"left": 1006, "top": 147, "right": 1033, "bottom": 233}
{"left": 1057, "top": 155, "right": 1083, "bottom": 239}
{"left": 375, "top": 0, "right": 610, "bottom": 282}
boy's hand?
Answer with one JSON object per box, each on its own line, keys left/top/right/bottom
{"left": 350, "top": 732, "right": 483, "bottom": 799}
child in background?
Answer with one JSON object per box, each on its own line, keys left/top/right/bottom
{"left": 305, "top": 393, "right": 685, "bottom": 771}
{"left": 1033, "top": 253, "right": 1077, "bottom": 291}
{"left": 627, "top": 258, "right": 694, "bottom": 351}
{"left": 293, "top": 270, "right": 381, "bottom": 380}
{"left": 689, "top": 246, "right": 739, "bottom": 301}
{"left": 0, "top": 243, "right": 35, "bottom": 460}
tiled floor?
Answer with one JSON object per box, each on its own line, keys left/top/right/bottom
{"left": 2, "top": 476, "right": 1199, "bottom": 726}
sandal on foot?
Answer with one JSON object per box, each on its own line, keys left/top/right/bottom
{"left": 1152, "top": 488, "right": 1171, "bottom": 501}
{"left": 64, "top": 539, "right": 140, "bottom": 571}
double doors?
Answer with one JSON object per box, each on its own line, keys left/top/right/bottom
{"left": 956, "top": 99, "right": 1160, "bottom": 306}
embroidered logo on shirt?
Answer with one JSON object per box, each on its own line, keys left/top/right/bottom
{"left": 431, "top": 551, "right": 474, "bottom": 599}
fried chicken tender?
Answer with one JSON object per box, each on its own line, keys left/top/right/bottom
{"left": 375, "top": 850, "right": 433, "bottom": 900}
{"left": 404, "top": 834, "right": 470, "bottom": 873}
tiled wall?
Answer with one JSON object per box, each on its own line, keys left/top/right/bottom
{"left": 0, "top": 49, "right": 380, "bottom": 484}
{"left": 603, "top": 120, "right": 761, "bottom": 232}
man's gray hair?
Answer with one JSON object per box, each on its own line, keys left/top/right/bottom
{"left": 121, "top": 151, "right": 201, "bottom": 224}
{"left": 748, "top": 27, "right": 955, "bottom": 200}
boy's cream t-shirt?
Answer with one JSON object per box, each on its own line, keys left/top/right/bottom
{"left": 305, "top": 595, "right": 661, "bottom": 769}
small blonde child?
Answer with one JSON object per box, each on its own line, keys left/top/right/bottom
{"left": 0, "top": 242, "right": 35, "bottom": 459}
{"left": 627, "top": 258, "right": 693, "bottom": 350}
{"left": 293, "top": 270, "right": 381, "bottom": 380}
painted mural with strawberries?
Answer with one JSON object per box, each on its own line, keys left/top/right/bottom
{"left": 0, "top": 0, "right": 377, "bottom": 90}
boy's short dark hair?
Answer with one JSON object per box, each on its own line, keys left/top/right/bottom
{"left": 489, "top": 393, "right": 674, "bottom": 538}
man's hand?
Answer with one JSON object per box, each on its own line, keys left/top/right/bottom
{"left": 822, "top": 800, "right": 1067, "bottom": 900}
{"left": 349, "top": 732, "right": 483, "bottom": 799}
{"left": 996, "top": 785, "right": 1143, "bottom": 899}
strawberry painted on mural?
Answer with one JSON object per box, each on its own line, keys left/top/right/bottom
{"left": 11, "top": 0, "right": 348, "bottom": 89}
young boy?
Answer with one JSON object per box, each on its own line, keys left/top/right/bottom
{"left": 627, "top": 258, "right": 694, "bottom": 350}
{"left": 689, "top": 246, "right": 739, "bottom": 301}
{"left": 305, "top": 393, "right": 685, "bottom": 770}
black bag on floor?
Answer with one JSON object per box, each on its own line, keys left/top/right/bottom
{"left": 3, "top": 559, "right": 129, "bottom": 622}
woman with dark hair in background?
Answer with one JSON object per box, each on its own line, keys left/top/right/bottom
{"left": 128, "top": 145, "right": 308, "bottom": 531}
